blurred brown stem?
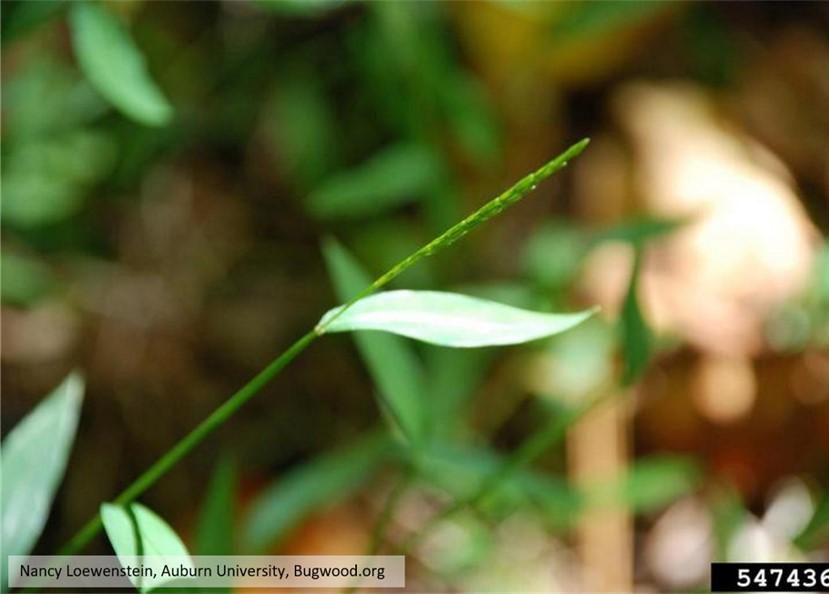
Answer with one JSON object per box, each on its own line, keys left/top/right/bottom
{"left": 569, "top": 395, "right": 632, "bottom": 592}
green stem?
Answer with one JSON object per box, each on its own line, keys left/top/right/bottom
{"left": 316, "top": 138, "right": 590, "bottom": 333}
{"left": 59, "top": 330, "right": 317, "bottom": 554}
{"left": 58, "top": 139, "right": 590, "bottom": 555}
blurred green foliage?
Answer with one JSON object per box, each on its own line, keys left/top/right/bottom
{"left": 0, "top": 374, "right": 83, "bottom": 589}
{"left": 619, "top": 247, "right": 651, "bottom": 386}
{"left": 0, "top": 251, "right": 57, "bottom": 306}
{"left": 242, "top": 431, "right": 393, "bottom": 551}
{"left": 308, "top": 143, "right": 441, "bottom": 221}
{"left": 195, "top": 455, "right": 237, "bottom": 556}
{"left": 70, "top": 2, "right": 173, "bottom": 126}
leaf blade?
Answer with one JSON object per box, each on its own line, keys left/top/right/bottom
{"left": 195, "top": 454, "right": 236, "bottom": 556}
{"left": 241, "top": 431, "right": 392, "bottom": 551}
{"left": 620, "top": 248, "right": 652, "bottom": 385}
{"left": 610, "top": 455, "right": 700, "bottom": 513}
{"left": 591, "top": 215, "right": 689, "bottom": 247}
{"left": 101, "top": 502, "right": 192, "bottom": 593}
{"left": 308, "top": 143, "right": 440, "bottom": 220}
{"left": 322, "top": 239, "right": 427, "bottom": 442}
{"left": 69, "top": 2, "right": 172, "bottom": 126}
{"left": 1, "top": 373, "right": 84, "bottom": 566}
{"left": 319, "top": 290, "right": 596, "bottom": 348}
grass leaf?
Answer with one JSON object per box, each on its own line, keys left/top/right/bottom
{"left": 618, "top": 455, "right": 700, "bottom": 512}
{"left": 591, "top": 215, "right": 689, "bottom": 247}
{"left": 241, "top": 431, "right": 392, "bottom": 552}
{"left": 101, "top": 502, "right": 192, "bottom": 592}
{"left": 195, "top": 454, "right": 236, "bottom": 556}
{"left": 322, "top": 239, "right": 427, "bottom": 442}
{"left": 319, "top": 290, "right": 596, "bottom": 348}
{"left": 265, "top": 69, "right": 339, "bottom": 189}
{"left": 620, "top": 248, "right": 652, "bottom": 385}
{"left": 1, "top": 372, "right": 84, "bottom": 585}
{"left": 69, "top": 2, "right": 172, "bottom": 126}
{"left": 308, "top": 143, "right": 440, "bottom": 220}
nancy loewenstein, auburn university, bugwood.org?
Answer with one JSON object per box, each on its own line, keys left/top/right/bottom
{"left": 18, "top": 562, "right": 387, "bottom": 581}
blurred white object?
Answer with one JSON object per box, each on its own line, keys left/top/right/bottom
{"left": 610, "top": 83, "right": 820, "bottom": 356}
{"left": 727, "top": 479, "right": 814, "bottom": 564}
{"left": 762, "top": 479, "right": 815, "bottom": 543}
{"left": 728, "top": 516, "right": 778, "bottom": 562}
{"left": 644, "top": 497, "right": 713, "bottom": 589}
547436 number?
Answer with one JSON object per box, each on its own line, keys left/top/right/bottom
{"left": 711, "top": 563, "right": 829, "bottom": 592}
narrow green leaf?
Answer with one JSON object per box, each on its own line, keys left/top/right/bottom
{"left": 591, "top": 215, "right": 688, "bottom": 247}
{"left": 241, "top": 432, "right": 392, "bottom": 551}
{"left": 620, "top": 248, "right": 652, "bottom": 385}
{"left": 319, "top": 290, "right": 596, "bottom": 348}
{"left": 307, "top": 144, "right": 440, "bottom": 220}
{"left": 416, "top": 445, "right": 582, "bottom": 527}
{"left": 0, "top": 373, "right": 84, "bottom": 571}
{"left": 101, "top": 502, "right": 192, "bottom": 593}
{"left": 576, "top": 455, "right": 699, "bottom": 519}
{"left": 195, "top": 455, "right": 236, "bottom": 556}
{"left": 69, "top": 2, "right": 172, "bottom": 126}
{"left": 617, "top": 455, "right": 700, "bottom": 513}
{"left": 439, "top": 73, "right": 501, "bottom": 166}
{"left": 265, "top": 70, "right": 339, "bottom": 189}
{"left": 322, "top": 239, "right": 426, "bottom": 442}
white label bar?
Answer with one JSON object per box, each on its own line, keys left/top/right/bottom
{"left": 9, "top": 555, "right": 405, "bottom": 589}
